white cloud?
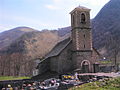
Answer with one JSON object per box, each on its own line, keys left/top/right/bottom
{"left": 45, "top": 4, "right": 60, "bottom": 10}
{"left": 53, "top": 0, "right": 61, "bottom": 3}
{"left": 87, "top": 0, "right": 109, "bottom": 6}
{"left": 51, "top": 0, "right": 109, "bottom": 7}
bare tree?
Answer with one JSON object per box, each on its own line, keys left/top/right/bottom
{"left": 106, "top": 34, "right": 120, "bottom": 72}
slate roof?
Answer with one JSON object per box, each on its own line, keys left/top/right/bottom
{"left": 70, "top": 6, "right": 90, "bottom": 14}
{"left": 93, "top": 47, "right": 100, "bottom": 56}
{"left": 76, "top": 6, "right": 90, "bottom": 10}
{"left": 36, "top": 37, "right": 71, "bottom": 68}
{"left": 45, "top": 37, "right": 71, "bottom": 59}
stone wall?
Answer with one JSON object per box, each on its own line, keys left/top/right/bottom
{"left": 100, "top": 65, "right": 114, "bottom": 72}
{"left": 92, "top": 49, "right": 100, "bottom": 62}
{"left": 72, "top": 51, "right": 93, "bottom": 72}
{"left": 38, "top": 59, "right": 50, "bottom": 75}
{"left": 50, "top": 42, "right": 73, "bottom": 74}
{"left": 50, "top": 56, "right": 59, "bottom": 72}
{"left": 100, "top": 65, "right": 119, "bottom": 72}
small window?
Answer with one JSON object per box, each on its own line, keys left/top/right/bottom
{"left": 84, "top": 44, "right": 85, "bottom": 48}
{"left": 84, "top": 34, "right": 85, "bottom": 38}
{"left": 81, "top": 13, "right": 86, "bottom": 24}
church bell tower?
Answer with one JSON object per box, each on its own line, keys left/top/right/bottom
{"left": 70, "top": 6, "right": 92, "bottom": 51}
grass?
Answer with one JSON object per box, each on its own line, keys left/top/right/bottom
{"left": 69, "top": 77, "right": 120, "bottom": 90}
{"left": 100, "top": 60, "right": 112, "bottom": 64}
{"left": 0, "top": 76, "right": 30, "bottom": 81}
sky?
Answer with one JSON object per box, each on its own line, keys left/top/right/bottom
{"left": 0, "top": 0, "right": 110, "bottom": 32}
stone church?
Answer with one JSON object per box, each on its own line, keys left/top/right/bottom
{"left": 37, "top": 6, "right": 100, "bottom": 75}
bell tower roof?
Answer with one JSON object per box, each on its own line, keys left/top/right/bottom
{"left": 70, "top": 6, "right": 91, "bottom": 14}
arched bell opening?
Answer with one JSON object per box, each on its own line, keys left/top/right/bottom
{"left": 81, "top": 13, "right": 86, "bottom": 24}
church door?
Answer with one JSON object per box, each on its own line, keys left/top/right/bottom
{"left": 81, "top": 61, "right": 90, "bottom": 73}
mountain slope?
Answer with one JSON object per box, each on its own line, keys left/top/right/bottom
{"left": 0, "top": 28, "right": 61, "bottom": 76}
{"left": 0, "top": 27, "right": 36, "bottom": 50}
{"left": 92, "top": 0, "right": 120, "bottom": 57}
{"left": 7, "top": 30, "right": 59, "bottom": 57}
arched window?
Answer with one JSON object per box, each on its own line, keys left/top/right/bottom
{"left": 81, "top": 13, "right": 86, "bottom": 24}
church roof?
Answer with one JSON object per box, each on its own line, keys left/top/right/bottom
{"left": 76, "top": 6, "right": 90, "bottom": 10}
{"left": 70, "top": 6, "right": 91, "bottom": 14}
{"left": 37, "top": 37, "right": 71, "bottom": 66}
{"left": 93, "top": 47, "right": 100, "bottom": 56}
{"left": 44, "top": 37, "right": 71, "bottom": 59}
